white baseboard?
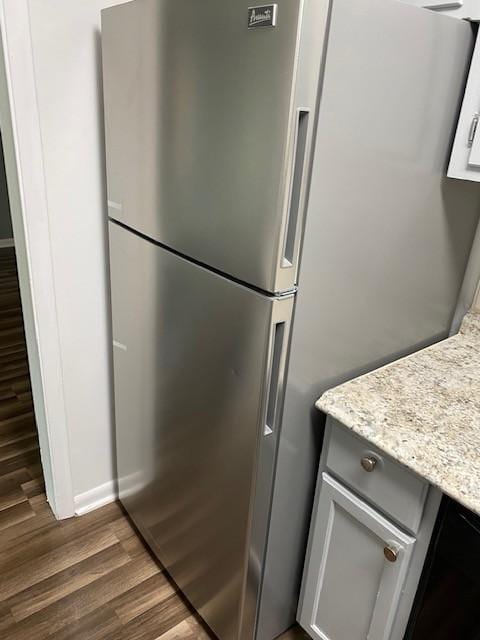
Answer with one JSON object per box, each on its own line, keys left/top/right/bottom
{"left": 0, "top": 238, "right": 14, "bottom": 248}
{"left": 74, "top": 479, "right": 118, "bottom": 516}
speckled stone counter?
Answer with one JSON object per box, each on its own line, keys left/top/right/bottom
{"left": 316, "top": 312, "right": 480, "bottom": 516}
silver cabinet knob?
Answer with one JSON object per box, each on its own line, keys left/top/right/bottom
{"left": 360, "top": 456, "right": 377, "bottom": 472}
{"left": 384, "top": 544, "right": 399, "bottom": 563}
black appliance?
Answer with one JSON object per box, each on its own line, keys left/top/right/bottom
{"left": 405, "top": 497, "right": 480, "bottom": 639}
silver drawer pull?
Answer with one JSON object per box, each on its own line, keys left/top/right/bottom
{"left": 384, "top": 543, "right": 401, "bottom": 563}
{"left": 360, "top": 456, "right": 377, "bottom": 472}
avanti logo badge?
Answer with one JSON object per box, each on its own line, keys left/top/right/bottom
{"left": 248, "top": 4, "right": 277, "bottom": 28}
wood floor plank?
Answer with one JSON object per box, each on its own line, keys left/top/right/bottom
{"left": 119, "top": 528, "right": 155, "bottom": 560}
{"left": 0, "top": 387, "right": 16, "bottom": 401}
{"left": 20, "top": 476, "right": 45, "bottom": 499}
{"left": 112, "top": 572, "right": 175, "bottom": 624}
{"left": 4, "top": 556, "right": 160, "bottom": 640}
{"left": 109, "top": 513, "right": 158, "bottom": 560}
{"left": 0, "top": 467, "right": 31, "bottom": 490}
{"left": 11, "top": 378, "right": 31, "bottom": 394}
{"left": 0, "top": 347, "right": 26, "bottom": 361}
{"left": 155, "top": 617, "right": 212, "bottom": 640}
{"left": 0, "top": 433, "right": 38, "bottom": 459}
{"left": 0, "top": 449, "right": 43, "bottom": 476}
{"left": 40, "top": 604, "right": 123, "bottom": 640}
{"left": 28, "top": 493, "right": 49, "bottom": 513}
{"left": 0, "top": 412, "right": 35, "bottom": 437}
{"left": 0, "top": 428, "right": 37, "bottom": 449}
{"left": 0, "top": 502, "right": 57, "bottom": 551}
{"left": 109, "top": 512, "right": 137, "bottom": 540}
{"left": 0, "top": 500, "right": 122, "bottom": 556}
{"left": 26, "top": 460, "right": 44, "bottom": 480}
{"left": 0, "top": 402, "right": 34, "bottom": 427}
{"left": 0, "top": 601, "right": 15, "bottom": 634}
{"left": 0, "top": 482, "right": 27, "bottom": 512}
{"left": 117, "top": 591, "right": 193, "bottom": 640}
{"left": 8, "top": 543, "right": 131, "bottom": 622}
{"left": 0, "top": 525, "right": 120, "bottom": 600}
{"left": 0, "top": 503, "right": 54, "bottom": 551}
{"left": 0, "top": 499, "right": 34, "bottom": 532}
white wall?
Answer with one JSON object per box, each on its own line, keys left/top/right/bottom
{"left": 1, "top": 0, "right": 130, "bottom": 513}
{"left": 0, "top": 0, "right": 75, "bottom": 518}
{"left": 27, "top": 0, "right": 132, "bottom": 508}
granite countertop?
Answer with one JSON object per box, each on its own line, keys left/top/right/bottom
{"left": 316, "top": 312, "right": 480, "bottom": 516}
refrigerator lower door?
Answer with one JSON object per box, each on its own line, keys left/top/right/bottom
{"left": 101, "top": 0, "right": 324, "bottom": 294}
{"left": 108, "top": 221, "right": 293, "bottom": 640}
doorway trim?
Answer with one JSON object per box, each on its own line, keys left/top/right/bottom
{"left": 0, "top": 0, "right": 75, "bottom": 519}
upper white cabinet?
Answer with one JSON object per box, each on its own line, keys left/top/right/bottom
{"left": 449, "top": 28, "right": 480, "bottom": 181}
{"left": 400, "top": 0, "right": 480, "bottom": 18}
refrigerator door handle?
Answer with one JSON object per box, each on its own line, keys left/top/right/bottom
{"left": 264, "top": 321, "right": 286, "bottom": 435}
{"left": 282, "top": 109, "right": 310, "bottom": 268}
{"left": 263, "top": 299, "right": 292, "bottom": 437}
{"left": 241, "top": 296, "right": 294, "bottom": 637}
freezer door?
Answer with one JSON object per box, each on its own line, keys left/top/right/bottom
{"left": 102, "top": 0, "right": 319, "bottom": 294}
{"left": 108, "top": 221, "right": 293, "bottom": 640}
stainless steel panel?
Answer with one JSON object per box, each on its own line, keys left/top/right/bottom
{"left": 258, "top": 0, "right": 480, "bottom": 637}
{"left": 102, "top": 0, "right": 320, "bottom": 294}
{"left": 108, "top": 221, "right": 293, "bottom": 640}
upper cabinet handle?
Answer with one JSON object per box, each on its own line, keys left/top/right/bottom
{"left": 468, "top": 113, "right": 479, "bottom": 148}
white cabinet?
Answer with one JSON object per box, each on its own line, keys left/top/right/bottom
{"left": 298, "top": 474, "right": 415, "bottom": 640}
{"left": 399, "top": 0, "right": 479, "bottom": 18}
{"left": 298, "top": 419, "right": 442, "bottom": 640}
{"left": 449, "top": 29, "right": 480, "bottom": 181}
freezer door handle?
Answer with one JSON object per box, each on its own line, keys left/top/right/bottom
{"left": 282, "top": 109, "right": 310, "bottom": 268}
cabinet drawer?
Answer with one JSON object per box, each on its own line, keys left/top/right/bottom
{"left": 325, "top": 420, "right": 428, "bottom": 533}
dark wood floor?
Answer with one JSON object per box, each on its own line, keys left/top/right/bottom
{"left": 0, "top": 246, "right": 308, "bottom": 640}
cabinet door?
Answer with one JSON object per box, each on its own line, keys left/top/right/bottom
{"left": 448, "top": 29, "right": 480, "bottom": 181}
{"left": 298, "top": 474, "right": 415, "bottom": 640}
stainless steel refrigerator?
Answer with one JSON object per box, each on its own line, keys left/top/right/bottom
{"left": 102, "top": 0, "right": 480, "bottom": 639}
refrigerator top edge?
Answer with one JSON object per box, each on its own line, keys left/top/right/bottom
{"left": 101, "top": 0, "right": 329, "bottom": 295}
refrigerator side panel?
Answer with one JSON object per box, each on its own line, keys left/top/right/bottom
{"left": 108, "top": 221, "right": 293, "bottom": 640}
{"left": 258, "top": 0, "right": 480, "bottom": 637}
{"left": 102, "top": 0, "right": 318, "bottom": 293}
